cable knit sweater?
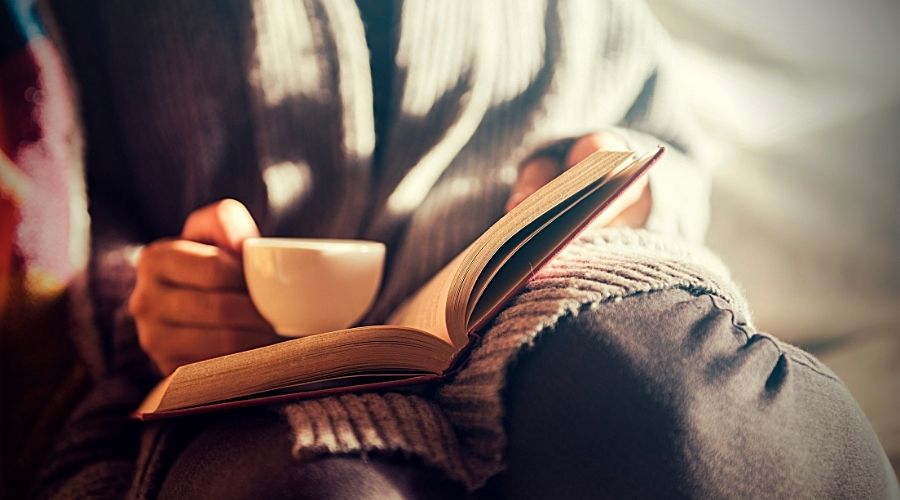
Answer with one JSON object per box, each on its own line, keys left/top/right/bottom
{"left": 42, "top": 0, "right": 731, "bottom": 494}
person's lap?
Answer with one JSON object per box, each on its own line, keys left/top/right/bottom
{"left": 155, "top": 289, "right": 897, "bottom": 499}
{"left": 157, "top": 410, "right": 468, "bottom": 500}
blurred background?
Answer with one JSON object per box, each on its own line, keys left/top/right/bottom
{"left": 2, "top": 0, "right": 898, "bottom": 494}
{"left": 646, "top": 0, "right": 900, "bottom": 472}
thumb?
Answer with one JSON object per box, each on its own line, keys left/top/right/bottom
{"left": 565, "top": 131, "right": 629, "bottom": 168}
{"left": 565, "top": 131, "right": 649, "bottom": 228}
{"left": 505, "top": 155, "right": 560, "bottom": 213}
{"left": 181, "top": 199, "right": 259, "bottom": 255}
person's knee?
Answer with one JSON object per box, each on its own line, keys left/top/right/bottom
{"left": 499, "top": 289, "right": 897, "bottom": 498}
{"left": 498, "top": 290, "right": 735, "bottom": 497}
{"left": 508, "top": 290, "right": 762, "bottom": 420}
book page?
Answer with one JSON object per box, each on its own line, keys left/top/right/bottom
{"left": 143, "top": 325, "right": 456, "bottom": 413}
{"left": 446, "top": 148, "right": 663, "bottom": 337}
{"left": 468, "top": 177, "right": 620, "bottom": 329}
{"left": 386, "top": 252, "right": 466, "bottom": 346}
{"left": 441, "top": 150, "right": 637, "bottom": 341}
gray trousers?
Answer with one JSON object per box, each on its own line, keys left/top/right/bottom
{"left": 36, "top": 290, "right": 899, "bottom": 498}
{"left": 156, "top": 289, "right": 898, "bottom": 499}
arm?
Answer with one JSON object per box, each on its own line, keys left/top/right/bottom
{"left": 601, "top": 0, "right": 711, "bottom": 241}
{"left": 47, "top": 0, "right": 277, "bottom": 378}
{"left": 86, "top": 195, "right": 154, "bottom": 379}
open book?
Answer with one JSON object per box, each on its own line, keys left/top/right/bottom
{"left": 135, "top": 147, "right": 664, "bottom": 420}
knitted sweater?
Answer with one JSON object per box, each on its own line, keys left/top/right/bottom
{"left": 45, "top": 0, "right": 728, "bottom": 493}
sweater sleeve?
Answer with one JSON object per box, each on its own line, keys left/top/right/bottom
{"left": 87, "top": 195, "right": 157, "bottom": 382}
{"left": 522, "top": 0, "right": 710, "bottom": 241}
{"left": 606, "top": 0, "right": 711, "bottom": 242}
{"left": 50, "top": 0, "right": 159, "bottom": 382}
{"left": 612, "top": 126, "right": 711, "bottom": 243}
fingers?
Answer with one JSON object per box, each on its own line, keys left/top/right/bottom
{"left": 133, "top": 240, "right": 269, "bottom": 329}
{"left": 138, "top": 239, "right": 245, "bottom": 290}
{"left": 130, "top": 279, "right": 272, "bottom": 331}
{"left": 131, "top": 233, "right": 278, "bottom": 374}
{"left": 566, "top": 131, "right": 651, "bottom": 228}
{"left": 505, "top": 155, "right": 560, "bottom": 212}
{"left": 506, "top": 131, "right": 630, "bottom": 213}
{"left": 565, "top": 131, "right": 629, "bottom": 168}
{"left": 590, "top": 175, "right": 650, "bottom": 228}
{"left": 136, "top": 321, "right": 278, "bottom": 375}
{"left": 181, "top": 198, "right": 259, "bottom": 255}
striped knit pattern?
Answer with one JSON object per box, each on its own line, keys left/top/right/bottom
{"left": 284, "top": 393, "right": 470, "bottom": 476}
{"left": 48, "top": 0, "right": 712, "bottom": 373}
{"left": 283, "top": 228, "right": 748, "bottom": 489}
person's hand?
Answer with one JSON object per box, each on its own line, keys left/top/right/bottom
{"left": 129, "top": 199, "right": 278, "bottom": 375}
{"left": 505, "top": 131, "right": 652, "bottom": 228}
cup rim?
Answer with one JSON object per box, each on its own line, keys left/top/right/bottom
{"left": 243, "top": 237, "right": 385, "bottom": 253}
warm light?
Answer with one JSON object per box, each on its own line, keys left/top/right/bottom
{"left": 262, "top": 161, "right": 311, "bottom": 212}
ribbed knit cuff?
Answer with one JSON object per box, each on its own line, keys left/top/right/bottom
{"left": 282, "top": 392, "right": 475, "bottom": 487}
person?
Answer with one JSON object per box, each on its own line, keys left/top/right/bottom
{"left": 31, "top": 0, "right": 898, "bottom": 498}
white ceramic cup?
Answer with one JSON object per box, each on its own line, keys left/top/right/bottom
{"left": 243, "top": 238, "right": 386, "bottom": 337}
